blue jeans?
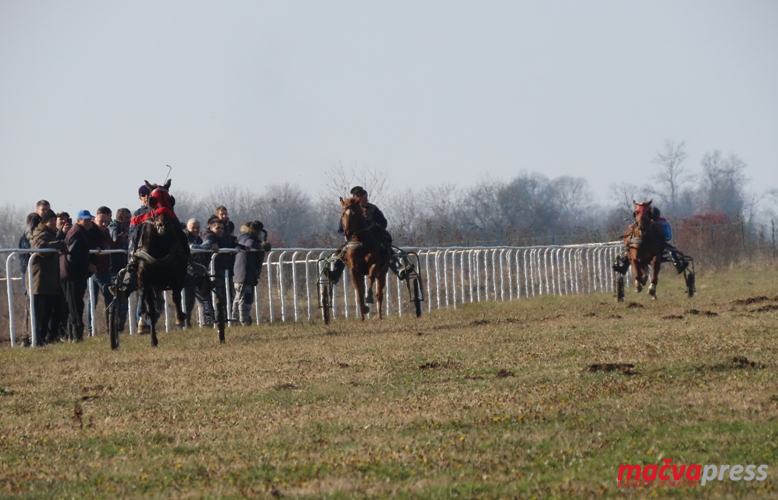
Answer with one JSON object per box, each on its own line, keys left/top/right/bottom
{"left": 86, "top": 272, "right": 113, "bottom": 335}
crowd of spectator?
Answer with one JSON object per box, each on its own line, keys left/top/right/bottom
{"left": 18, "top": 186, "right": 270, "bottom": 346}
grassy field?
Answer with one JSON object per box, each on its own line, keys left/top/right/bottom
{"left": 1, "top": 267, "right": 777, "bottom": 498}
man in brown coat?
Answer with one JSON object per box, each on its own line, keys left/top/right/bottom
{"left": 31, "top": 209, "right": 67, "bottom": 345}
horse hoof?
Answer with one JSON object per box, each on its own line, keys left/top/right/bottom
{"left": 365, "top": 295, "right": 374, "bottom": 304}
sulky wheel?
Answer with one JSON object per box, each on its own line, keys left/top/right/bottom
{"left": 615, "top": 275, "right": 625, "bottom": 303}
{"left": 108, "top": 300, "right": 120, "bottom": 350}
{"left": 411, "top": 277, "right": 423, "bottom": 318}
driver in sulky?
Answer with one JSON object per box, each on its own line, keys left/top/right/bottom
{"left": 330, "top": 186, "right": 397, "bottom": 284}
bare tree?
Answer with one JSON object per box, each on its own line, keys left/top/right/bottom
{"left": 322, "top": 161, "right": 390, "bottom": 205}
{"left": 609, "top": 182, "right": 651, "bottom": 213}
{"left": 699, "top": 150, "right": 747, "bottom": 217}
{"left": 652, "top": 139, "right": 689, "bottom": 215}
{"left": 255, "top": 183, "right": 317, "bottom": 246}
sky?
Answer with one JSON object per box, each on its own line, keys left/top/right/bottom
{"left": 1, "top": 0, "right": 777, "bottom": 217}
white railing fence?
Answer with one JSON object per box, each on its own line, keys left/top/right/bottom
{"left": 1, "top": 242, "right": 621, "bottom": 347}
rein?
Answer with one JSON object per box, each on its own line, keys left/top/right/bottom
{"left": 134, "top": 248, "right": 178, "bottom": 266}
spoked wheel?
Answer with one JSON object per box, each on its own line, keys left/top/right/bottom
{"left": 615, "top": 274, "right": 625, "bottom": 302}
{"left": 108, "top": 299, "right": 120, "bottom": 350}
{"left": 685, "top": 271, "right": 695, "bottom": 298}
{"left": 320, "top": 283, "right": 332, "bottom": 325}
{"left": 411, "top": 277, "right": 423, "bottom": 317}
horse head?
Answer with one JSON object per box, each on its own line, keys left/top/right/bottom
{"left": 633, "top": 199, "right": 653, "bottom": 230}
{"left": 146, "top": 179, "right": 175, "bottom": 217}
{"left": 151, "top": 207, "right": 176, "bottom": 236}
{"left": 340, "top": 195, "right": 365, "bottom": 240}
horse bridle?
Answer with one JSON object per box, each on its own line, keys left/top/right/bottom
{"left": 342, "top": 206, "right": 374, "bottom": 240}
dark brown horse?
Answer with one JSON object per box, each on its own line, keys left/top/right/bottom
{"left": 135, "top": 182, "right": 189, "bottom": 346}
{"left": 622, "top": 199, "right": 666, "bottom": 299}
{"left": 340, "top": 196, "right": 391, "bottom": 320}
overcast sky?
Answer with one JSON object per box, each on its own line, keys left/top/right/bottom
{"left": 1, "top": 0, "right": 776, "bottom": 217}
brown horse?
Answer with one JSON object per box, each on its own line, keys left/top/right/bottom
{"left": 622, "top": 199, "right": 666, "bottom": 299}
{"left": 339, "top": 196, "right": 391, "bottom": 320}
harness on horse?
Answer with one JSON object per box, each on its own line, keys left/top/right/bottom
{"left": 625, "top": 222, "right": 662, "bottom": 248}
{"left": 133, "top": 219, "right": 184, "bottom": 266}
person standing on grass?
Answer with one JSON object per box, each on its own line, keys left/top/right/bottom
{"left": 30, "top": 209, "right": 67, "bottom": 345}
{"left": 232, "top": 221, "right": 270, "bottom": 326}
{"left": 184, "top": 218, "right": 218, "bottom": 327}
{"left": 86, "top": 206, "right": 115, "bottom": 335}
{"left": 60, "top": 210, "right": 97, "bottom": 342}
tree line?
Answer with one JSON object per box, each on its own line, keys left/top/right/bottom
{"left": 1, "top": 141, "right": 776, "bottom": 267}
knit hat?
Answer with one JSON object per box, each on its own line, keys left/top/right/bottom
{"left": 41, "top": 209, "right": 57, "bottom": 223}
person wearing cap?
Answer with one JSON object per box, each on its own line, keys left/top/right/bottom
{"left": 330, "top": 186, "right": 394, "bottom": 284}
{"left": 60, "top": 210, "right": 97, "bottom": 342}
{"left": 133, "top": 185, "right": 151, "bottom": 217}
{"left": 30, "top": 209, "right": 67, "bottom": 345}
{"left": 231, "top": 220, "right": 271, "bottom": 326}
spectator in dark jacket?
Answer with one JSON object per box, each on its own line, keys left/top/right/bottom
{"left": 86, "top": 207, "right": 114, "bottom": 335}
{"left": 183, "top": 218, "right": 218, "bottom": 327}
{"left": 201, "top": 217, "right": 228, "bottom": 326}
{"left": 231, "top": 221, "right": 270, "bottom": 326}
{"left": 54, "top": 211, "right": 72, "bottom": 338}
{"left": 60, "top": 210, "right": 97, "bottom": 342}
{"left": 31, "top": 209, "right": 66, "bottom": 345}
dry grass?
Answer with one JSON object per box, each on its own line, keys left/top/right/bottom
{"left": 1, "top": 268, "right": 778, "bottom": 498}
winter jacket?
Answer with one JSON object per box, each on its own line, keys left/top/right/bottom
{"left": 187, "top": 230, "right": 214, "bottom": 273}
{"left": 60, "top": 223, "right": 95, "bottom": 281}
{"left": 338, "top": 203, "right": 388, "bottom": 236}
{"left": 233, "top": 226, "right": 266, "bottom": 285}
{"left": 90, "top": 225, "right": 114, "bottom": 273}
{"left": 108, "top": 219, "right": 130, "bottom": 272}
{"left": 202, "top": 228, "right": 235, "bottom": 276}
{"left": 31, "top": 224, "right": 66, "bottom": 295}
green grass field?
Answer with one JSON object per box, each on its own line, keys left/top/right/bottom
{"left": 1, "top": 268, "right": 777, "bottom": 498}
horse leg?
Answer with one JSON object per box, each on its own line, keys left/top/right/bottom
{"left": 146, "top": 288, "right": 158, "bottom": 347}
{"left": 375, "top": 272, "right": 386, "bottom": 320}
{"left": 649, "top": 260, "right": 660, "bottom": 300}
{"left": 173, "top": 286, "right": 186, "bottom": 328}
{"left": 350, "top": 271, "right": 369, "bottom": 319}
{"left": 365, "top": 274, "right": 375, "bottom": 304}
{"left": 632, "top": 263, "right": 643, "bottom": 293}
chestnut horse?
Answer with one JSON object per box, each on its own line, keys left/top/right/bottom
{"left": 622, "top": 199, "right": 666, "bottom": 299}
{"left": 339, "top": 196, "right": 391, "bottom": 320}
